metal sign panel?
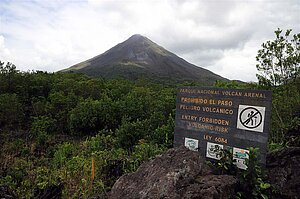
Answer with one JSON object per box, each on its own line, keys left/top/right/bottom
{"left": 174, "top": 86, "right": 272, "bottom": 168}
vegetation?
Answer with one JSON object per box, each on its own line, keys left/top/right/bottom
{"left": 235, "top": 148, "right": 270, "bottom": 199}
{"left": 0, "top": 62, "right": 176, "bottom": 197}
{"left": 256, "top": 29, "right": 299, "bottom": 86}
{"left": 256, "top": 29, "right": 300, "bottom": 146}
{"left": 209, "top": 147, "right": 270, "bottom": 199}
{"left": 0, "top": 28, "right": 299, "bottom": 198}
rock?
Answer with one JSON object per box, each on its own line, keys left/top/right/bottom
{"left": 102, "top": 159, "right": 124, "bottom": 187}
{"left": 0, "top": 185, "right": 18, "bottom": 199}
{"left": 109, "top": 146, "right": 237, "bottom": 199}
{"left": 183, "top": 175, "right": 236, "bottom": 199}
{"left": 33, "top": 182, "right": 63, "bottom": 199}
{"left": 266, "top": 147, "right": 300, "bottom": 199}
{"left": 285, "top": 125, "right": 300, "bottom": 147}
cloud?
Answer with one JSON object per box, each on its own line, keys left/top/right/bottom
{"left": 213, "top": 41, "right": 259, "bottom": 81}
{"left": 0, "top": 35, "right": 11, "bottom": 61}
{"left": 0, "top": 0, "right": 299, "bottom": 81}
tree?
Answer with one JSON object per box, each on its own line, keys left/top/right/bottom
{"left": 256, "top": 29, "right": 300, "bottom": 145}
{"left": 256, "top": 29, "right": 300, "bottom": 86}
{"left": 0, "top": 93, "right": 24, "bottom": 129}
{"left": 0, "top": 61, "right": 20, "bottom": 93}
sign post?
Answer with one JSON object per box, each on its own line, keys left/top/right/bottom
{"left": 174, "top": 87, "right": 272, "bottom": 169}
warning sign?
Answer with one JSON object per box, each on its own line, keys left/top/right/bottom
{"left": 233, "top": 147, "right": 249, "bottom": 170}
{"left": 237, "top": 105, "right": 265, "bottom": 132}
{"left": 206, "top": 142, "right": 223, "bottom": 160}
{"left": 184, "top": 137, "right": 199, "bottom": 151}
{"left": 174, "top": 86, "right": 272, "bottom": 167}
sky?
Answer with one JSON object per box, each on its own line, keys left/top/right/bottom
{"left": 0, "top": 0, "right": 299, "bottom": 82}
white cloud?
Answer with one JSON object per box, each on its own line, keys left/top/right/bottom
{"left": 0, "top": 35, "right": 11, "bottom": 61}
{"left": 213, "top": 41, "right": 259, "bottom": 82}
{"left": 0, "top": 0, "right": 299, "bottom": 81}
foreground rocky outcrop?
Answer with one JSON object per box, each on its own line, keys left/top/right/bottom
{"left": 266, "top": 147, "right": 300, "bottom": 199}
{"left": 2, "top": 146, "right": 299, "bottom": 199}
{"left": 109, "top": 146, "right": 237, "bottom": 199}
{"left": 109, "top": 146, "right": 300, "bottom": 199}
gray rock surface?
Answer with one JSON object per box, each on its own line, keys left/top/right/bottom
{"left": 0, "top": 185, "right": 18, "bottom": 199}
{"left": 266, "top": 147, "right": 300, "bottom": 199}
{"left": 109, "top": 146, "right": 237, "bottom": 199}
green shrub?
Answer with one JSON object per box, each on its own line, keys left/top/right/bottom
{"left": 34, "top": 166, "right": 59, "bottom": 189}
{"left": 151, "top": 114, "right": 174, "bottom": 147}
{"left": 69, "top": 97, "right": 117, "bottom": 135}
{"left": 52, "top": 142, "right": 77, "bottom": 169}
{"left": 48, "top": 91, "right": 79, "bottom": 133}
{"left": 116, "top": 118, "right": 149, "bottom": 151}
{"left": 2, "top": 158, "right": 34, "bottom": 198}
{"left": 30, "top": 116, "right": 56, "bottom": 145}
{"left": 125, "top": 142, "right": 166, "bottom": 173}
{"left": 208, "top": 147, "right": 270, "bottom": 199}
{"left": 84, "top": 131, "right": 117, "bottom": 153}
{"left": 236, "top": 147, "right": 270, "bottom": 199}
{"left": 0, "top": 93, "right": 24, "bottom": 129}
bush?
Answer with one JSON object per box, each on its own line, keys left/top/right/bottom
{"left": 84, "top": 131, "right": 117, "bottom": 153}
{"left": 125, "top": 142, "right": 166, "bottom": 173}
{"left": 52, "top": 143, "right": 78, "bottom": 169}
{"left": 48, "top": 91, "right": 79, "bottom": 133}
{"left": 3, "top": 158, "right": 34, "bottom": 198}
{"left": 69, "top": 97, "right": 117, "bottom": 135}
{"left": 116, "top": 119, "right": 149, "bottom": 151}
{"left": 150, "top": 114, "right": 174, "bottom": 147}
{"left": 268, "top": 80, "right": 300, "bottom": 144}
{"left": 30, "top": 116, "right": 56, "bottom": 145}
{"left": 236, "top": 148, "right": 270, "bottom": 199}
{"left": 0, "top": 93, "right": 24, "bottom": 129}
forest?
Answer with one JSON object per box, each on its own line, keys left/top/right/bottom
{"left": 0, "top": 29, "right": 299, "bottom": 198}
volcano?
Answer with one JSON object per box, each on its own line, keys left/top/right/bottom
{"left": 62, "top": 34, "right": 227, "bottom": 84}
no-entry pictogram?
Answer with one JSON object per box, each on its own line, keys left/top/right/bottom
{"left": 240, "top": 107, "right": 262, "bottom": 128}
{"left": 237, "top": 105, "right": 265, "bottom": 132}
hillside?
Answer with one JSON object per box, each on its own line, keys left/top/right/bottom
{"left": 62, "top": 34, "right": 227, "bottom": 84}
{"left": 0, "top": 62, "right": 299, "bottom": 198}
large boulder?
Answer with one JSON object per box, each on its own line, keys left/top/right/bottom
{"left": 109, "top": 146, "right": 237, "bottom": 199}
{"left": 266, "top": 147, "right": 300, "bottom": 199}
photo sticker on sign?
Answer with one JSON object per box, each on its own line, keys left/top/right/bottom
{"left": 206, "top": 142, "right": 223, "bottom": 160}
{"left": 184, "top": 137, "right": 199, "bottom": 151}
{"left": 237, "top": 105, "right": 266, "bottom": 132}
{"left": 233, "top": 147, "right": 249, "bottom": 170}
